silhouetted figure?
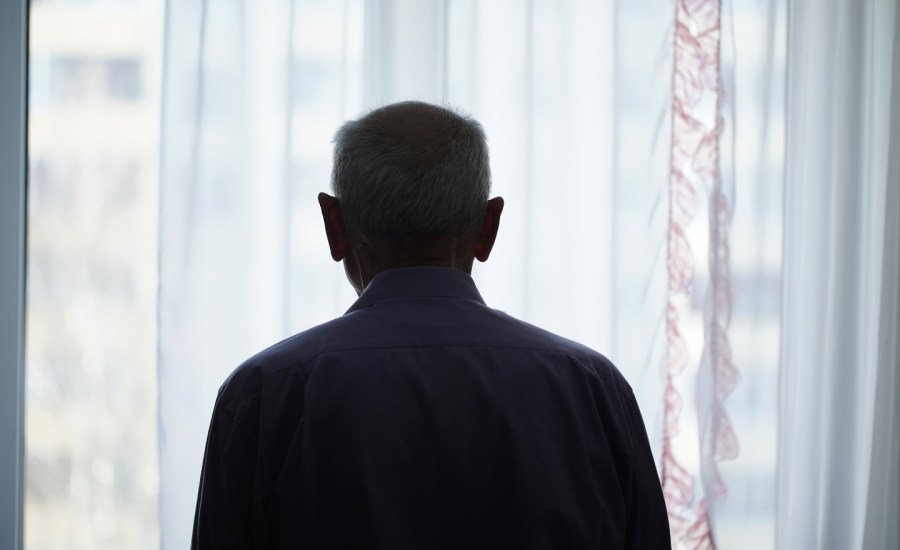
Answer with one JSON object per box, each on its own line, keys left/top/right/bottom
{"left": 192, "top": 101, "right": 670, "bottom": 549}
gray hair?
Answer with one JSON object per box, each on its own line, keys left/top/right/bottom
{"left": 331, "top": 101, "right": 491, "bottom": 247}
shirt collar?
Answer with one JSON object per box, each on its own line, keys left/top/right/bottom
{"left": 346, "top": 266, "right": 486, "bottom": 313}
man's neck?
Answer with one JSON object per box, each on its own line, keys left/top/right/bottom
{"left": 345, "top": 240, "right": 475, "bottom": 295}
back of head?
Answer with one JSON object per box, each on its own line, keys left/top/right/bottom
{"left": 331, "top": 101, "right": 491, "bottom": 251}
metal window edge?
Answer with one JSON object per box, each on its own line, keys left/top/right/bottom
{"left": 0, "top": 0, "right": 27, "bottom": 547}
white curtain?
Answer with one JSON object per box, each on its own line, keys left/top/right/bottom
{"left": 778, "top": 0, "right": 900, "bottom": 548}
{"left": 159, "top": 2, "right": 625, "bottom": 545}
{"left": 157, "top": 0, "right": 900, "bottom": 548}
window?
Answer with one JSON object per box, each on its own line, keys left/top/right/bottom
{"left": 26, "top": 0, "right": 162, "bottom": 547}
{"left": 24, "top": 1, "right": 784, "bottom": 547}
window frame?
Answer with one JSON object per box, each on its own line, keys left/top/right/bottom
{"left": 0, "top": 0, "right": 27, "bottom": 547}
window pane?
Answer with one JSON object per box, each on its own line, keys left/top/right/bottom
{"left": 25, "top": 0, "right": 163, "bottom": 547}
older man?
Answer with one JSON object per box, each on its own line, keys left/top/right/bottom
{"left": 192, "top": 101, "right": 670, "bottom": 549}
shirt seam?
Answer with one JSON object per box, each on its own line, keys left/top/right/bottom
{"left": 312, "top": 343, "right": 609, "bottom": 362}
{"left": 348, "top": 294, "right": 487, "bottom": 311}
{"left": 221, "top": 345, "right": 618, "bottom": 409}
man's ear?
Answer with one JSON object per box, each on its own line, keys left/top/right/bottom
{"left": 474, "top": 197, "right": 504, "bottom": 263}
{"left": 318, "top": 192, "right": 347, "bottom": 261}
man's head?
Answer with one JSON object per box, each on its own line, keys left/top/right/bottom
{"left": 319, "top": 101, "right": 504, "bottom": 294}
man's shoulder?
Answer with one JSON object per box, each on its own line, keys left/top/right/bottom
{"left": 217, "top": 302, "right": 629, "bottom": 404}
{"left": 215, "top": 315, "right": 356, "bottom": 406}
{"left": 487, "top": 308, "right": 627, "bottom": 384}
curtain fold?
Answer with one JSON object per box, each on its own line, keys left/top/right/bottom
{"left": 158, "top": 0, "right": 295, "bottom": 546}
{"left": 778, "top": 0, "right": 900, "bottom": 547}
{"left": 862, "top": 7, "right": 900, "bottom": 544}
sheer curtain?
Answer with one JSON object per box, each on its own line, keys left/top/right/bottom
{"left": 778, "top": 0, "right": 900, "bottom": 548}
{"left": 159, "top": 1, "right": 627, "bottom": 545}
{"left": 152, "top": 1, "right": 900, "bottom": 549}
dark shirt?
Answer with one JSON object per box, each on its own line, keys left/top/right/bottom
{"left": 192, "top": 267, "right": 670, "bottom": 549}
